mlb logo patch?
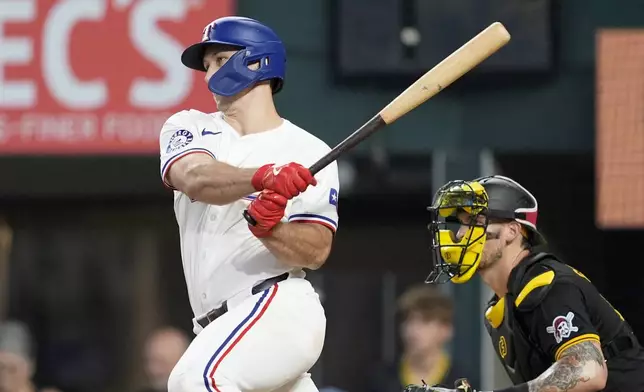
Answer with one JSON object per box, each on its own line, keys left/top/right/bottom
{"left": 166, "top": 129, "right": 193, "bottom": 154}
{"left": 329, "top": 188, "right": 338, "bottom": 207}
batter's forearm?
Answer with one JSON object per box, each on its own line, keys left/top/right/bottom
{"left": 174, "top": 159, "right": 258, "bottom": 205}
{"left": 260, "top": 222, "right": 332, "bottom": 270}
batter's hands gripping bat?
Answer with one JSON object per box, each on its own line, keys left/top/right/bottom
{"left": 244, "top": 22, "right": 511, "bottom": 226}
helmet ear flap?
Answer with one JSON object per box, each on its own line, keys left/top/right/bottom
{"left": 207, "top": 45, "right": 286, "bottom": 97}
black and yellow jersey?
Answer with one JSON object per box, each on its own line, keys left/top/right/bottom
{"left": 483, "top": 252, "right": 644, "bottom": 392}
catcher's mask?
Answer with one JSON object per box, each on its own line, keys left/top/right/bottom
{"left": 426, "top": 175, "right": 545, "bottom": 284}
{"left": 426, "top": 180, "right": 489, "bottom": 284}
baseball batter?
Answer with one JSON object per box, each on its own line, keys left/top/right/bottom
{"left": 158, "top": 17, "right": 339, "bottom": 392}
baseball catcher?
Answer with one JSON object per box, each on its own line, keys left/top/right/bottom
{"left": 405, "top": 175, "right": 644, "bottom": 392}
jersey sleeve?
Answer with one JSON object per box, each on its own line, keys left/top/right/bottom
{"left": 159, "top": 110, "right": 217, "bottom": 189}
{"left": 285, "top": 161, "right": 339, "bottom": 233}
{"left": 522, "top": 281, "right": 600, "bottom": 361}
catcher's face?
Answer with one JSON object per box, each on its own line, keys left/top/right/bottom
{"left": 456, "top": 212, "right": 521, "bottom": 273}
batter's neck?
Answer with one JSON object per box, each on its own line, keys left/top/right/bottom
{"left": 222, "top": 90, "right": 283, "bottom": 136}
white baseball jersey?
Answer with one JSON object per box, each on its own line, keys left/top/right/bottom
{"left": 158, "top": 109, "right": 339, "bottom": 319}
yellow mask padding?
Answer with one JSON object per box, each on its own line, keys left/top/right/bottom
{"left": 437, "top": 226, "right": 486, "bottom": 283}
{"left": 430, "top": 180, "right": 490, "bottom": 284}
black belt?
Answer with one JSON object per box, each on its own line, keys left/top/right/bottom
{"left": 196, "top": 273, "right": 289, "bottom": 329}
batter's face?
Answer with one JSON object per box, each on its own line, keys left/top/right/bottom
{"left": 202, "top": 45, "right": 261, "bottom": 108}
{"left": 203, "top": 45, "right": 238, "bottom": 106}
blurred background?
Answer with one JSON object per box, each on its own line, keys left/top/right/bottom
{"left": 1, "top": 0, "right": 644, "bottom": 391}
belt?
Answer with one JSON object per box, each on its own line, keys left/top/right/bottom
{"left": 196, "top": 273, "right": 289, "bottom": 329}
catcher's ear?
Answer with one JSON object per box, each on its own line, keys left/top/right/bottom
{"left": 508, "top": 221, "right": 523, "bottom": 244}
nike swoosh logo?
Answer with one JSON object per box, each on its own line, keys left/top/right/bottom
{"left": 201, "top": 129, "right": 221, "bottom": 136}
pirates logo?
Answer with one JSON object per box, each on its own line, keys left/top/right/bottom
{"left": 498, "top": 336, "right": 508, "bottom": 359}
{"left": 546, "top": 312, "right": 579, "bottom": 344}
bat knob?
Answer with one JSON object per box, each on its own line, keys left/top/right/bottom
{"left": 243, "top": 209, "right": 257, "bottom": 226}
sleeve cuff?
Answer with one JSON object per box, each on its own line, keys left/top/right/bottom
{"left": 554, "top": 333, "right": 601, "bottom": 360}
{"left": 288, "top": 213, "right": 338, "bottom": 233}
{"left": 160, "top": 148, "right": 216, "bottom": 189}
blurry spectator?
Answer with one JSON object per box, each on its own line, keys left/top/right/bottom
{"left": 0, "top": 320, "right": 34, "bottom": 392}
{"left": 0, "top": 320, "right": 62, "bottom": 392}
{"left": 137, "top": 327, "right": 189, "bottom": 392}
{"left": 368, "top": 284, "right": 464, "bottom": 392}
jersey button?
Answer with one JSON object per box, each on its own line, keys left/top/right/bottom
{"left": 202, "top": 293, "right": 207, "bottom": 299}
{"left": 210, "top": 214, "right": 217, "bottom": 221}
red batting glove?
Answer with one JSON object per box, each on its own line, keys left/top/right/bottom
{"left": 247, "top": 191, "right": 289, "bottom": 238}
{"left": 251, "top": 163, "right": 317, "bottom": 199}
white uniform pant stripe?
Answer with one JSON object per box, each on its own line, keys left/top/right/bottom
{"left": 202, "top": 285, "right": 278, "bottom": 392}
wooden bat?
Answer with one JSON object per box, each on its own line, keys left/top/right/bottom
{"left": 244, "top": 22, "right": 511, "bottom": 225}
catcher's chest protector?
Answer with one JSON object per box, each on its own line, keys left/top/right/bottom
{"left": 483, "top": 253, "right": 557, "bottom": 384}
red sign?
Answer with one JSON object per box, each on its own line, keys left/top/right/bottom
{"left": 0, "top": 0, "right": 234, "bottom": 155}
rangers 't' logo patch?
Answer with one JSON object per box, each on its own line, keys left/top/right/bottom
{"left": 202, "top": 22, "right": 216, "bottom": 42}
{"left": 546, "top": 311, "right": 579, "bottom": 343}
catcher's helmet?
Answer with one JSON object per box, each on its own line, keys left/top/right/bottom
{"left": 426, "top": 175, "right": 545, "bottom": 284}
{"left": 474, "top": 175, "right": 545, "bottom": 246}
{"left": 181, "top": 16, "right": 286, "bottom": 97}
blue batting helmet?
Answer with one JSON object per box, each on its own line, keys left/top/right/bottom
{"left": 181, "top": 16, "right": 286, "bottom": 97}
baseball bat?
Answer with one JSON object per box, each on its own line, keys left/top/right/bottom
{"left": 244, "top": 22, "right": 511, "bottom": 225}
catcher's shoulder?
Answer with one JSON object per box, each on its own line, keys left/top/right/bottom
{"left": 513, "top": 254, "right": 587, "bottom": 311}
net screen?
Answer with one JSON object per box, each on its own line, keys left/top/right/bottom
{"left": 596, "top": 29, "right": 644, "bottom": 228}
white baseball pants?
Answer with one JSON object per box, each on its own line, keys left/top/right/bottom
{"left": 168, "top": 277, "right": 326, "bottom": 392}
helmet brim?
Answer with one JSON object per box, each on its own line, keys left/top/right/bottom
{"left": 181, "top": 40, "right": 245, "bottom": 72}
